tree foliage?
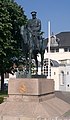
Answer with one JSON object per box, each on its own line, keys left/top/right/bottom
{"left": 0, "top": 0, "right": 27, "bottom": 90}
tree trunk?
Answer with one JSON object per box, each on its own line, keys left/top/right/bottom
{"left": 1, "top": 72, "right": 4, "bottom": 91}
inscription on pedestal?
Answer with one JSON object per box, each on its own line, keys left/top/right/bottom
{"left": 19, "top": 83, "right": 27, "bottom": 93}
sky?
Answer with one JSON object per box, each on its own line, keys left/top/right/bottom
{"left": 15, "top": 0, "right": 70, "bottom": 38}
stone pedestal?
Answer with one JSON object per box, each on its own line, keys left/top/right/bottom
{"left": 8, "top": 78, "right": 54, "bottom": 95}
{"left": 8, "top": 78, "right": 54, "bottom": 102}
{"left": 0, "top": 78, "right": 70, "bottom": 120}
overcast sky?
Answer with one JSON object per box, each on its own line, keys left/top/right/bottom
{"left": 15, "top": 0, "right": 70, "bottom": 38}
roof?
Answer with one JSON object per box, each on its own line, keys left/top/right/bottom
{"left": 56, "top": 32, "right": 70, "bottom": 47}
{"left": 44, "top": 58, "right": 59, "bottom": 67}
{"left": 51, "top": 59, "right": 59, "bottom": 67}
{"left": 45, "top": 32, "right": 70, "bottom": 48}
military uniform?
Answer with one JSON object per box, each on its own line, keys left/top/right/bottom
{"left": 27, "top": 11, "right": 41, "bottom": 50}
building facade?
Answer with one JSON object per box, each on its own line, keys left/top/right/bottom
{"left": 44, "top": 32, "right": 70, "bottom": 91}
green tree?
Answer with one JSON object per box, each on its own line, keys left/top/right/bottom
{"left": 0, "top": 0, "right": 27, "bottom": 91}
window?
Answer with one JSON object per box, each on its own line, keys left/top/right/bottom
{"left": 69, "top": 48, "right": 70, "bottom": 52}
{"left": 59, "top": 71, "right": 64, "bottom": 85}
{"left": 56, "top": 48, "right": 59, "bottom": 52}
{"left": 50, "top": 49, "right": 54, "bottom": 52}
{"left": 67, "top": 72, "right": 69, "bottom": 75}
{"left": 64, "top": 48, "right": 68, "bottom": 52}
{"left": 54, "top": 72, "right": 56, "bottom": 75}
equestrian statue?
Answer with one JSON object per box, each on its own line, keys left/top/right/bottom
{"left": 20, "top": 11, "right": 45, "bottom": 76}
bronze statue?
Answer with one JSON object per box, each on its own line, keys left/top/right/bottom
{"left": 27, "top": 11, "right": 41, "bottom": 51}
{"left": 21, "top": 11, "right": 45, "bottom": 76}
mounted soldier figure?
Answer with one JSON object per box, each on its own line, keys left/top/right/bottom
{"left": 27, "top": 11, "right": 41, "bottom": 51}
{"left": 21, "top": 11, "right": 45, "bottom": 76}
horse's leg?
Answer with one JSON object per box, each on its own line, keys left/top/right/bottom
{"left": 25, "top": 51, "right": 28, "bottom": 75}
{"left": 25, "top": 45, "right": 30, "bottom": 75}
{"left": 34, "top": 53, "right": 38, "bottom": 74}
{"left": 35, "top": 57, "right": 38, "bottom": 74}
{"left": 41, "top": 51, "right": 44, "bottom": 74}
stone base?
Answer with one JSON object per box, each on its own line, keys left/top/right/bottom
{"left": 8, "top": 78, "right": 54, "bottom": 96}
{"left": 0, "top": 78, "right": 70, "bottom": 120}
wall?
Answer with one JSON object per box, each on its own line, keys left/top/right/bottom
{"left": 51, "top": 67, "right": 59, "bottom": 91}
{"left": 66, "top": 65, "right": 70, "bottom": 91}
{"left": 44, "top": 50, "right": 70, "bottom": 61}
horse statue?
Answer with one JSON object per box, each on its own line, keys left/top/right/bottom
{"left": 20, "top": 11, "right": 45, "bottom": 76}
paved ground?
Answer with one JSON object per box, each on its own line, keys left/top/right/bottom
{"left": 55, "top": 91, "right": 70, "bottom": 104}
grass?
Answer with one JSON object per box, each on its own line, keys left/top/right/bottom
{"left": 0, "top": 90, "right": 8, "bottom": 97}
{"left": 0, "top": 90, "right": 8, "bottom": 104}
